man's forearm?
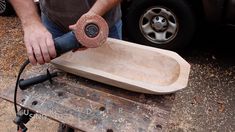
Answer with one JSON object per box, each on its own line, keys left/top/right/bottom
{"left": 9, "top": 0, "right": 41, "bottom": 28}
{"left": 9, "top": 0, "right": 56, "bottom": 65}
{"left": 89, "top": 0, "right": 121, "bottom": 16}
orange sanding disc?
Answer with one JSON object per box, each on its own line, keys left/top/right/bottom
{"left": 75, "top": 13, "right": 109, "bottom": 48}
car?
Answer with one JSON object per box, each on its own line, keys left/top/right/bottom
{"left": 0, "top": 0, "right": 14, "bottom": 16}
{"left": 122, "top": 0, "right": 235, "bottom": 51}
{"left": 2, "top": 0, "right": 235, "bottom": 51}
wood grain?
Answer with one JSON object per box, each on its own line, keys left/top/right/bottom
{"left": 0, "top": 72, "right": 174, "bottom": 132}
{"left": 52, "top": 38, "right": 191, "bottom": 94}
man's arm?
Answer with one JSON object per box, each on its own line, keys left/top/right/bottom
{"left": 89, "top": 0, "right": 121, "bottom": 16}
{"left": 9, "top": 0, "right": 56, "bottom": 65}
{"left": 9, "top": 0, "right": 40, "bottom": 28}
{"left": 69, "top": 0, "right": 121, "bottom": 36}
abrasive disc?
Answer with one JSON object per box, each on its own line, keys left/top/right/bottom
{"left": 75, "top": 13, "right": 109, "bottom": 48}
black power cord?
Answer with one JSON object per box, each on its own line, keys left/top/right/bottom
{"left": 14, "top": 59, "right": 30, "bottom": 131}
{"left": 14, "top": 59, "right": 58, "bottom": 132}
{"left": 14, "top": 59, "right": 30, "bottom": 114}
{"left": 12, "top": 29, "right": 83, "bottom": 131}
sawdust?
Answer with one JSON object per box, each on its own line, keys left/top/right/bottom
{"left": 0, "top": 16, "right": 28, "bottom": 76}
{"left": 0, "top": 16, "right": 59, "bottom": 132}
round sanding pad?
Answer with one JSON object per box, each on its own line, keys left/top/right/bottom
{"left": 75, "top": 13, "right": 109, "bottom": 48}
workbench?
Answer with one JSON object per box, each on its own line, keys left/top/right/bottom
{"left": 0, "top": 63, "right": 174, "bottom": 132}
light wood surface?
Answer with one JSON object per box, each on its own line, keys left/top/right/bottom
{"left": 52, "top": 38, "right": 190, "bottom": 94}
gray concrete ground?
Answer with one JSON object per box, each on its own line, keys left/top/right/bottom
{"left": 0, "top": 16, "right": 234, "bottom": 132}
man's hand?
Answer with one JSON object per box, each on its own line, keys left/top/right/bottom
{"left": 10, "top": 0, "right": 57, "bottom": 65}
{"left": 89, "top": 0, "right": 121, "bottom": 16}
{"left": 23, "top": 23, "right": 56, "bottom": 65}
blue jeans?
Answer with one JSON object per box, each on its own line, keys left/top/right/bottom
{"left": 41, "top": 13, "right": 122, "bottom": 40}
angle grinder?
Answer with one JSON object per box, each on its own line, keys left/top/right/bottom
{"left": 14, "top": 14, "right": 109, "bottom": 132}
{"left": 55, "top": 13, "right": 109, "bottom": 56}
{"left": 18, "top": 13, "right": 109, "bottom": 89}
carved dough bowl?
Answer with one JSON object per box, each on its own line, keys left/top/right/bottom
{"left": 52, "top": 38, "right": 190, "bottom": 94}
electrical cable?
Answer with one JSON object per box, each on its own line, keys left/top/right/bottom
{"left": 14, "top": 59, "right": 30, "bottom": 131}
{"left": 14, "top": 59, "right": 30, "bottom": 114}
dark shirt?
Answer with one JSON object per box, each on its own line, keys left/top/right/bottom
{"left": 40, "top": 0, "right": 122, "bottom": 32}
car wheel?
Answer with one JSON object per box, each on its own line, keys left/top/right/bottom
{"left": 0, "top": 0, "right": 14, "bottom": 16}
{"left": 124, "top": 0, "right": 196, "bottom": 51}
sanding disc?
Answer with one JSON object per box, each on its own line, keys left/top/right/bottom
{"left": 75, "top": 13, "right": 109, "bottom": 48}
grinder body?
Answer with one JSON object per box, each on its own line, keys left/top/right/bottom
{"left": 18, "top": 14, "right": 109, "bottom": 89}
{"left": 54, "top": 31, "right": 82, "bottom": 56}
{"left": 53, "top": 13, "right": 109, "bottom": 56}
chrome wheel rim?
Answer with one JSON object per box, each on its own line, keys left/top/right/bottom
{"left": 0, "top": 0, "right": 6, "bottom": 14}
{"left": 0, "top": 0, "right": 7, "bottom": 14}
{"left": 139, "top": 7, "right": 178, "bottom": 45}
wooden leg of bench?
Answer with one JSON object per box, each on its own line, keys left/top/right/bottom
{"left": 57, "top": 123, "right": 84, "bottom": 132}
{"left": 0, "top": 98, "right": 3, "bottom": 103}
{"left": 57, "top": 123, "right": 75, "bottom": 132}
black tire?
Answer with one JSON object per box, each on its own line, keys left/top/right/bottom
{"left": 0, "top": 0, "right": 15, "bottom": 16}
{"left": 124, "top": 0, "right": 196, "bottom": 51}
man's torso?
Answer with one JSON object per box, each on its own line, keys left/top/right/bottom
{"left": 40, "top": 0, "right": 121, "bottom": 32}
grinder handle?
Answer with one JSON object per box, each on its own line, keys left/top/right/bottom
{"left": 54, "top": 32, "right": 82, "bottom": 56}
{"left": 19, "top": 72, "right": 57, "bottom": 90}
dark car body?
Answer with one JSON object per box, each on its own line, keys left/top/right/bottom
{"left": 121, "top": 0, "right": 235, "bottom": 50}
{"left": 202, "top": 0, "right": 235, "bottom": 25}
{"left": 1, "top": 0, "right": 235, "bottom": 50}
